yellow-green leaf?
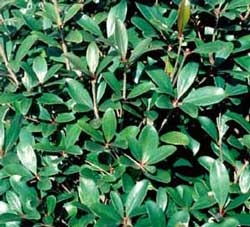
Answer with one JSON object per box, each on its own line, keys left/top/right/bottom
{"left": 177, "top": 0, "right": 191, "bottom": 37}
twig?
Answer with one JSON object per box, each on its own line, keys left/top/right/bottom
{"left": 122, "top": 71, "right": 127, "bottom": 100}
{"left": 52, "top": 0, "right": 70, "bottom": 70}
{"left": 0, "top": 43, "right": 19, "bottom": 86}
{"left": 172, "top": 51, "right": 189, "bottom": 87}
{"left": 91, "top": 79, "right": 100, "bottom": 119}
{"left": 170, "top": 35, "right": 183, "bottom": 80}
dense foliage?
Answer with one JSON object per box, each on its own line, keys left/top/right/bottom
{"left": 0, "top": 0, "right": 250, "bottom": 226}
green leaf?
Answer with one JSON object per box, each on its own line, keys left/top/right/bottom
{"left": 106, "top": 0, "right": 127, "bottom": 37}
{"left": 147, "top": 145, "right": 177, "bottom": 165}
{"left": 129, "top": 38, "right": 152, "bottom": 63}
{"left": 183, "top": 86, "right": 225, "bottom": 106}
{"left": 4, "top": 114, "right": 22, "bottom": 152}
{"left": 6, "top": 191, "right": 22, "bottom": 213}
{"left": 177, "top": 0, "right": 191, "bottom": 37}
{"left": 239, "top": 165, "right": 250, "bottom": 194}
{"left": 241, "top": 135, "right": 250, "bottom": 149}
{"left": 225, "top": 112, "right": 250, "bottom": 133}
{"left": 230, "top": 214, "right": 250, "bottom": 226}
{"left": 135, "top": 3, "right": 169, "bottom": 32}
{"left": 127, "top": 81, "right": 154, "bottom": 99}
{"left": 67, "top": 79, "right": 93, "bottom": 109}
{"left": 114, "top": 19, "right": 128, "bottom": 60}
{"left": 161, "top": 131, "right": 190, "bottom": 146}
{"left": 168, "top": 210, "right": 190, "bottom": 227}
{"left": 177, "top": 62, "right": 199, "bottom": 99}
{"left": 46, "top": 195, "right": 56, "bottom": 215}
{"left": 110, "top": 192, "right": 124, "bottom": 218}
{"left": 17, "top": 144, "right": 37, "bottom": 175}
{"left": 63, "top": 4, "right": 81, "bottom": 23}
{"left": 65, "top": 30, "right": 83, "bottom": 43}
{"left": 146, "top": 201, "right": 166, "bottom": 227}
{"left": 0, "top": 213, "right": 21, "bottom": 224}
{"left": 198, "top": 116, "right": 218, "bottom": 141}
{"left": 77, "top": 15, "right": 103, "bottom": 37}
{"left": 125, "top": 180, "right": 148, "bottom": 217}
{"left": 91, "top": 203, "right": 121, "bottom": 223}
{"left": 15, "top": 35, "right": 37, "bottom": 62}
{"left": 145, "top": 69, "right": 173, "bottom": 95}
{"left": 65, "top": 52, "right": 88, "bottom": 74}
{"left": 194, "top": 41, "right": 229, "bottom": 54}
{"left": 78, "top": 176, "right": 99, "bottom": 207}
{"left": 78, "top": 120, "right": 104, "bottom": 143}
{"left": 86, "top": 42, "right": 99, "bottom": 74}
{"left": 0, "top": 93, "right": 23, "bottom": 104}
{"left": 38, "top": 93, "right": 63, "bottom": 105}
{"left": 102, "top": 108, "right": 117, "bottom": 143}
{"left": 102, "top": 72, "right": 122, "bottom": 95}
{"left": 139, "top": 125, "right": 159, "bottom": 163}
{"left": 56, "top": 112, "right": 75, "bottom": 123}
{"left": 33, "top": 56, "right": 47, "bottom": 84}
{"left": 156, "top": 188, "right": 168, "bottom": 212}
{"left": 210, "top": 160, "right": 230, "bottom": 210}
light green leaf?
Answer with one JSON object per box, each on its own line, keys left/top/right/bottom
{"left": 239, "top": 165, "right": 250, "bottom": 194}
{"left": 17, "top": 144, "right": 37, "bottom": 175}
{"left": 110, "top": 192, "right": 124, "bottom": 218}
{"left": 15, "top": 35, "right": 37, "bottom": 62}
{"left": 194, "top": 41, "right": 228, "bottom": 54}
{"left": 177, "top": 62, "right": 199, "bottom": 99}
{"left": 127, "top": 81, "right": 154, "bottom": 99}
{"left": 129, "top": 38, "right": 152, "bottom": 63}
{"left": 32, "top": 56, "right": 48, "bottom": 84}
{"left": 146, "top": 201, "right": 166, "bottom": 227}
{"left": 125, "top": 180, "right": 148, "bottom": 216}
{"left": 67, "top": 79, "right": 93, "bottom": 109}
{"left": 183, "top": 86, "right": 225, "bottom": 106}
{"left": 161, "top": 131, "right": 190, "bottom": 146}
{"left": 77, "top": 15, "right": 103, "bottom": 37}
{"left": 139, "top": 125, "right": 159, "bottom": 163}
{"left": 115, "top": 19, "right": 128, "bottom": 60}
{"left": 147, "top": 145, "right": 177, "bottom": 165}
{"left": 78, "top": 173, "right": 99, "bottom": 207}
{"left": 106, "top": 0, "right": 127, "bottom": 37}
{"left": 63, "top": 4, "right": 81, "bottom": 23}
{"left": 86, "top": 42, "right": 99, "bottom": 74}
{"left": 210, "top": 159, "right": 230, "bottom": 210}
{"left": 102, "top": 108, "right": 117, "bottom": 143}
{"left": 6, "top": 191, "right": 22, "bottom": 213}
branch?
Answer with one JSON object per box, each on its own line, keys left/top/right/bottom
{"left": 0, "top": 43, "right": 19, "bottom": 86}
{"left": 52, "top": 0, "right": 71, "bottom": 70}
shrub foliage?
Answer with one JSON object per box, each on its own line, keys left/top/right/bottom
{"left": 0, "top": 0, "right": 250, "bottom": 226}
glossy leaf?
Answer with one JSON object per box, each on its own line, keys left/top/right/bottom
{"left": 17, "top": 144, "right": 37, "bottom": 175}
{"left": 125, "top": 180, "right": 148, "bottom": 217}
{"left": 114, "top": 19, "right": 128, "bottom": 60}
{"left": 161, "top": 131, "right": 190, "bottom": 146}
{"left": 183, "top": 86, "right": 225, "bottom": 106}
{"left": 86, "top": 42, "right": 99, "bottom": 74}
{"left": 146, "top": 201, "right": 166, "bottom": 227}
{"left": 210, "top": 160, "right": 230, "bottom": 210}
{"left": 177, "top": 62, "right": 199, "bottom": 99}
{"left": 102, "top": 108, "right": 117, "bottom": 143}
